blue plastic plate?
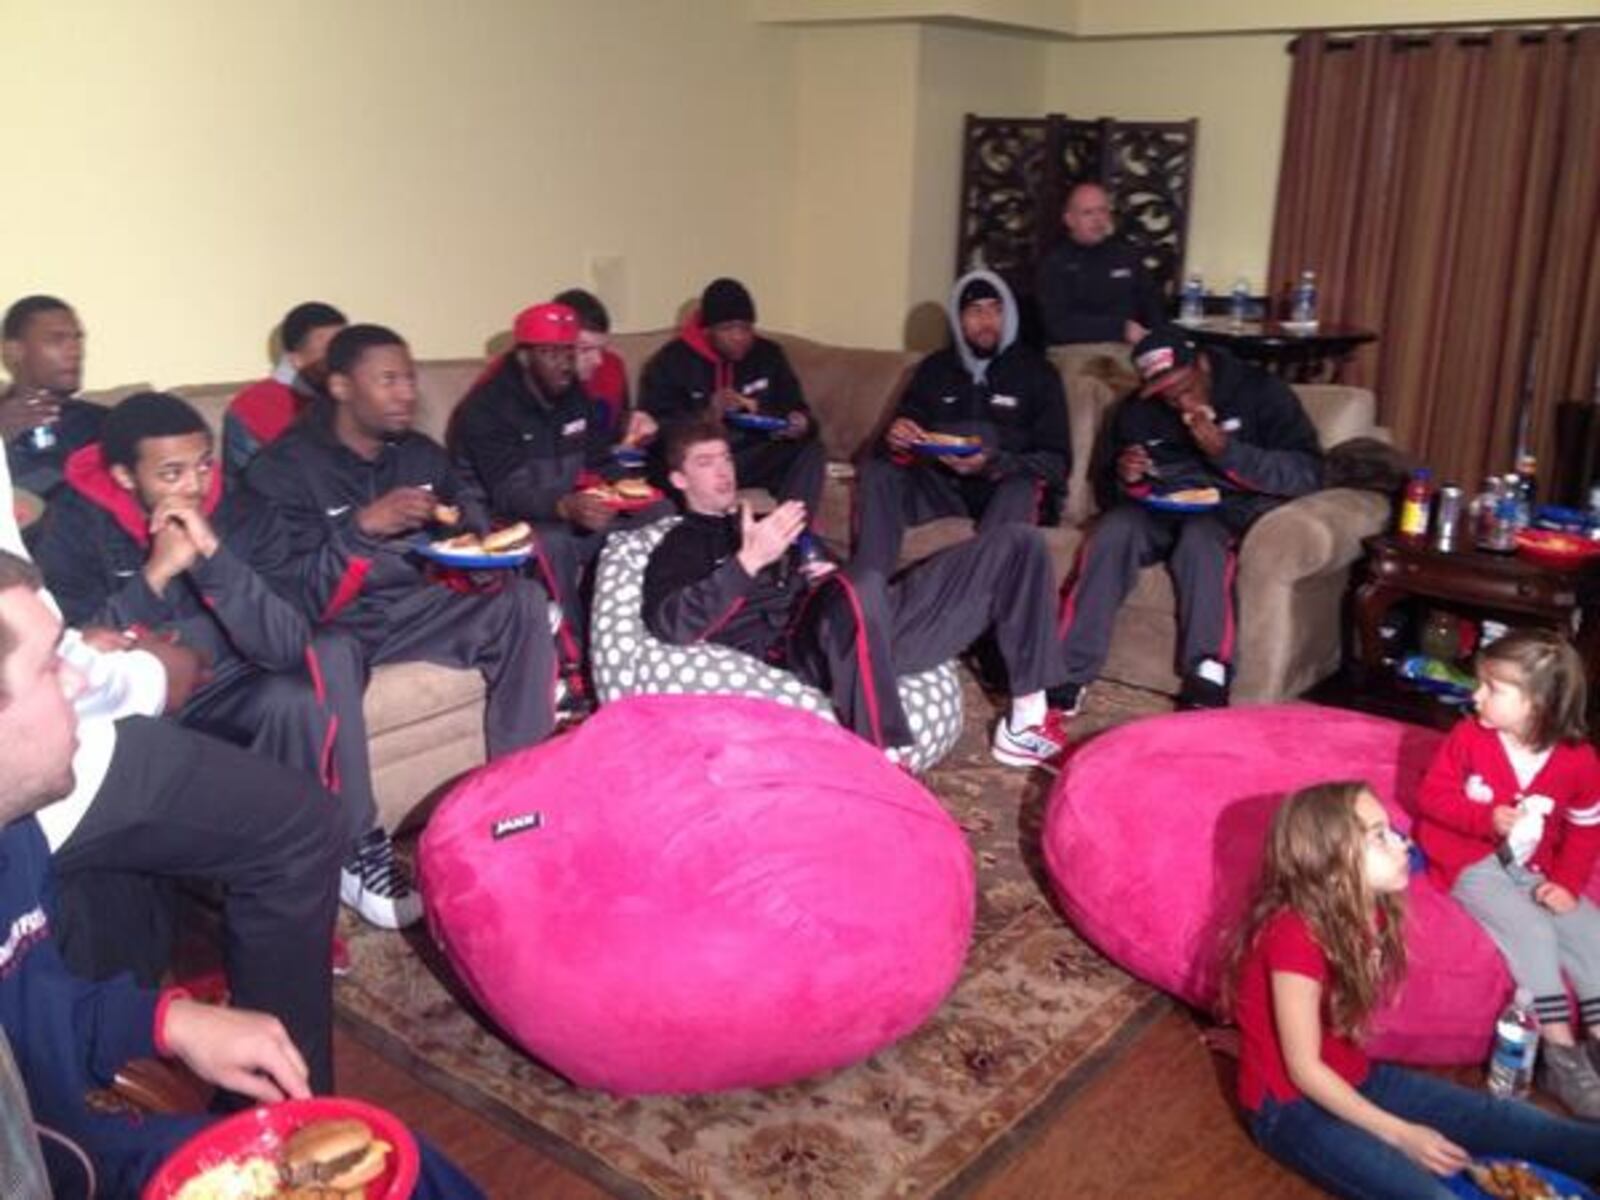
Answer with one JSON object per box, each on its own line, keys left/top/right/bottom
{"left": 1448, "top": 1158, "right": 1596, "bottom": 1199}
{"left": 611, "top": 446, "right": 647, "bottom": 470}
{"left": 911, "top": 439, "right": 983, "bottom": 458}
{"left": 412, "top": 539, "right": 531, "bottom": 570}
{"left": 725, "top": 411, "right": 787, "bottom": 432}
{"left": 1143, "top": 492, "right": 1221, "bottom": 513}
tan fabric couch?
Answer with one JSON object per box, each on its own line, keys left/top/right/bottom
{"left": 141, "top": 330, "right": 1381, "bottom": 829}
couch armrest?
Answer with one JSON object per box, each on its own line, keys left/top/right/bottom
{"left": 1239, "top": 488, "right": 1392, "bottom": 581}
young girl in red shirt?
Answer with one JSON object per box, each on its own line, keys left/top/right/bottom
{"left": 1227, "top": 780, "right": 1600, "bottom": 1199}
{"left": 1417, "top": 628, "right": 1600, "bottom": 1117}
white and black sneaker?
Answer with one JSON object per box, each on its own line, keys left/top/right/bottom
{"left": 340, "top": 828, "right": 424, "bottom": 930}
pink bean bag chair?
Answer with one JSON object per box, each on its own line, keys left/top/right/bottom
{"left": 1044, "top": 704, "right": 1523, "bottom": 1064}
{"left": 419, "top": 694, "right": 975, "bottom": 1095}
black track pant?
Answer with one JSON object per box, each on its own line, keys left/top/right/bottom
{"left": 1056, "top": 504, "right": 1237, "bottom": 686}
{"left": 51, "top": 716, "right": 346, "bottom": 1094}
{"left": 788, "top": 524, "right": 1063, "bottom": 747}
{"left": 852, "top": 455, "right": 1042, "bottom": 575}
{"left": 736, "top": 437, "right": 827, "bottom": 515}
{"left": 348, "top": 579, "right": 554, "bottom": 757}
{"left": 177, "top": 632, "right": 373, "bottom": 843}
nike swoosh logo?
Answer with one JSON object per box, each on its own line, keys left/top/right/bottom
{"left": 113, "top": 569, "right": 136, "bottom": 578}
{"left": 325, "top": 505, "right": 352, "bottom": 518}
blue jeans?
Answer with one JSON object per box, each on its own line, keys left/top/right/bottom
{"left": 1249, "top": 1064, "right": 1600, "bottom": 1200}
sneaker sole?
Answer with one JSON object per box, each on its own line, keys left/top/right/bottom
{"left": 990, "top": 744, "right": 1063, "bottom": 773}
{"left": 340, "top": 872, "right": 421, "bottom": 931}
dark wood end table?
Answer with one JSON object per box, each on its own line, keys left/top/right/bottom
{"left": 1334, "top": 534, "right": 1600, "bottom": 729}
{"left": 1181, "top": 318, "right": 1377, "bottom": 383}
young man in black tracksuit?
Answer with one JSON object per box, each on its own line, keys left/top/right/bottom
{"left": 1055, "top": 327, "right": 1323, "bottom": 712}
{"left": 853, "top": 270, "right": 1071, "bottom": 575}
{"left": 452, "top": 302, "right": 668, "bottom": 667}
{"left": 644, "top": 418, "right": 1070, "bottom": 770}
{"left": 29, "top": 392, "right": 422, "bottom": 928}
{"left": 639, "top": 277, "right": 825, "bottom": 515}
{"left": 247, "top": 324, "right": 554, "bottom": 784}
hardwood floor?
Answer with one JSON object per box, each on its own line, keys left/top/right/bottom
{"left": 333, "top": 1003, "right": 1329, "bottom": 1199}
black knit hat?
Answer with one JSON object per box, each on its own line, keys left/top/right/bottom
{"left": 701, "top": 278, "right": 756, "bottom": 327}
{"left": 957, "top": 277, "right": 1003, "bottom": 311}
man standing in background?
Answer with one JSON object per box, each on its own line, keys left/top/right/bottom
{"left": 1036, "top": 183, "right": 1164, "bottom": 347}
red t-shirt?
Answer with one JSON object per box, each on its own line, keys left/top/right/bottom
{"left": 1234, "top": 909, "right": 1370, "bottom": 1111}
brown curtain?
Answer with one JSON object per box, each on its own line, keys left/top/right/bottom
{"left": 1269, "top": 26, "right": 1600, "bottom": 491}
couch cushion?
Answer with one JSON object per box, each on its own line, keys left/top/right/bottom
{"left": 771, "top": 334, "right": 918, "bottom": 462}
{"left": 1290, "top": 384, "right": 1376, "bottom": 450}
{"left": 364, "top": 661, "right": 485, "bottom": 737}
{"left": 168, "top": 380, "right": 254, "bottom": 441}
{"left": 413, "top": 358, "right": 488, "bottom": 445}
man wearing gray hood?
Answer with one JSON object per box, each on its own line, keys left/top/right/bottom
{"left": 852, "top": 271, "right": 1070, "bottom": 576}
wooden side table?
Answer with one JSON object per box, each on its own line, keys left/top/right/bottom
{"left": 1353, "top": 533, "right": 1600, "bottom": 683}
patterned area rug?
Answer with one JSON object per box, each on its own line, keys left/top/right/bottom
{"left": 334, "top": 677, "right": 1172, "bottom": 1199}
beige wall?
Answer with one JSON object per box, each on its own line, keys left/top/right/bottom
{"left": 0, "top": 0, "right": 799, "bottom": 389}
{"left": 1043, "top": 35, "right": 1294, "bottom": 293}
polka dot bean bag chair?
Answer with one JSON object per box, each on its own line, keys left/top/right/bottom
{"left": 1044, "top": 705, "right": 1512, "bottom": 1065}
{"left": 591, "top": 518, "right": 963, "bottom": 773}
{"left": 419, "top": 693, "right": 976, "bottom": 1094}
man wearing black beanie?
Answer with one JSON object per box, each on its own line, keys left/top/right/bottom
{"left": 639, "top": 277, "right": 825, "bottom": 516}
{"left": 852, "top": 269, "right": 1071, "bottom": 576}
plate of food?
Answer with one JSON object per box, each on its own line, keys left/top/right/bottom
{"left": 724, "top": 410, "right": 788, "bottom": 433}
{"left": 1514, "top": 528, "right": 1600, "bottom": 570}
{"left": 413, "top": 522, "right": 534, "bottom": 569}
{"left": 911, "top": 432, "right": 984, "bottom": 458}
{"left": 582, "top": 479, "right": 665, "bottom": 512}
{"left": 1448, "top": 1157, "right": 1595, "bottom": 1200}
{"left": 142, "top": 1096, "right": 420, "bottom": 1200}
{"left": 1143, "top": 486, "right": 1222, "bottom": 513}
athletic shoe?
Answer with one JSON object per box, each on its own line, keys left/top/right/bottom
{"left": 1046, "top": 681, "right": 1087, "bottom": 718}
{"left": 340, "top": 828, "right": 424, "bottom": 930}
{"left": 1177, "top": 659, "right": 1230, "bottom": 710}
{"left": 1540, "top": 1041, "right": 1600, "bottom": 1120}
{"left": 991, "top": 711, "right": 1070, "bottom": 771}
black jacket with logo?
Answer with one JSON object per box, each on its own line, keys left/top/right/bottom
{"left": 642, "top": 512, "right": 809, "bottom": 662}
{"left": 33, "top": 445, "right": 310, "bottom": 686}
{"left": 245, "top": 403, "right": 484, "bottom": 636}
{"left": 891, "top": 344, "right": 1071, "bottom": 489}
{"left": 638, "top": 313, "right": 814, "bottom": 448}
{"left": 451, "top": 355, "right": 612, "bottom": 523}
{"left": 1093, "top": 349, "right": 1324, "bottom": 529}
{"left": 1036, "top": 238, "right": 1165, "bottom": 345}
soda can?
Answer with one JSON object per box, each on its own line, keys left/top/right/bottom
{"left": 26, "top": 423, "right": 56, "bottom": 452}
{"left": 1432, "top": 485, "right": 1464, "bottom": 552}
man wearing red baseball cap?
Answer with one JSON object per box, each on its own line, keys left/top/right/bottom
{"left": 1054, "top": 326, "right": 1323, "bottom": 712}
{"left": 452, "top": 302, "right": 663, "bottom": 670}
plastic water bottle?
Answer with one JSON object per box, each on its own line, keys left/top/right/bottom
{"left": 1291, "top": 269, "right": 1319, "bottom": 327}
{"left": 1229, "top": 277, "right": 1251, "bottom": 326}
{"left": 1179, "top": 274, "right": 1204, "bottom": 324}
{"left": 1486, "top": 988, "right": 1540, "bottom": 1099}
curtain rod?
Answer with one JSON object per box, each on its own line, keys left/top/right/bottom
{"left": 1287, "top": 24, "right": 1596, "bottom": 52}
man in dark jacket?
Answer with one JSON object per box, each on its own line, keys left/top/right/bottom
{"left": 644, "top": 418, "right": 1069, "bottom": 770}
{"left": 0, "top": 549, "right": 486, "bottom": 1197}
{"left": 1055, "top": 327, "right": 1323, "bottom": 712}
{"left": 1035, "top": 184, "right": 1165, "bottom": 346}
{"left": 31, "top": 392, "right": 417, "bottom": 929}
{"left": 853, "top": 270, "right": 1070, "bottom": 574}
{"left": 247, "top": 324, "right": 554, "bottom": 767}
{"left": 639, "top": 277, "right": 825, "bottom": 514}
{"left": 0, "top": 296, "right": 106, "bottom": 513}
{"left": 452, "top": 302, "right": 666, "bottom": 666}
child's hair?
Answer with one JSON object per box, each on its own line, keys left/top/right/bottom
{"left": 1477, "top": 627, "right": 1587, "bottom": 750}
{"left": 1221, "top": 781, "right": 1407, "bottom": 1037}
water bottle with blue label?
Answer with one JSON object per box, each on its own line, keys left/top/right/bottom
{"left": 1179, "top": 275, "right": 1204, "bottom": 324}
{"left": 1486, "top": 988, "right": 1540, "bottom": 1099}
{"left": 1229, "top": 278, "right": 1251, "bottom": 326}
{"left": 1291, "top": 270, "right": 1319, "bottom": 327}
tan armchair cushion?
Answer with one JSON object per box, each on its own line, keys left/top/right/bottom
{"left": 1238, "top": 487, "right": 1392, "bottom": 582}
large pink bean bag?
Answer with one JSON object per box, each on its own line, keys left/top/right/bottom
{"left": 1044, "top": 705, "right": 1516, "bottom": 1065}
{"left": 419, "top": 694, "right": 975, "bottom": 1095}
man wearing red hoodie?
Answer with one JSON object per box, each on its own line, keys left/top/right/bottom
{"left": 222, "top": 301, "right": 347, "bottom": 480}
{"left": 639, "top": 277, "right": 824, "bottom": 515}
